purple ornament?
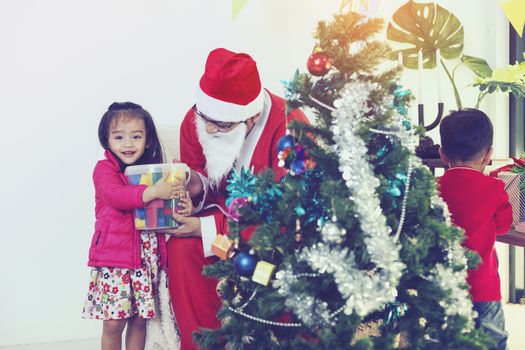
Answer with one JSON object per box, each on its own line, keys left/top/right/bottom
{"left": 233, "top": 251, "right": 258, "bottom": 276}
{"left": 295, "top": 144, "right": 304, "bottom": 160}
{"left": 228, "top": 197, "right": 249, "bottom": 222}
{"left": 290, "top": 144, "right": 306, "bottom": 175}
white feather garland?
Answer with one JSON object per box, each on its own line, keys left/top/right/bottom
{"left": 145, "top": 269, "right": 181, "bottom": 350}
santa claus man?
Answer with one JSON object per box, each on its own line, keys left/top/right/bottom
{"left": 164, "top": 48, "right": 309, "bottom": 350}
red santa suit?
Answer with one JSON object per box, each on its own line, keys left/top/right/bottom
{"left": 167, "top": 91, "right": 308, "bottom": 349}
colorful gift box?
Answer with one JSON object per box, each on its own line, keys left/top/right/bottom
{"left": 211, "top": 234, "right": 233, "bottom": 260}
{"left": 251, "top": 261, "right": 276, "bottom": 286}
{"left": 490, "top": 158, "right": 525, "bottom": 228}
{"left": 494, "top": 171, "right": 525, "bottom": 227}
{"left": 125, "top": 163, "right": 189, "bottom": 230}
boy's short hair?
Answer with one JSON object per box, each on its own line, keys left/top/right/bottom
{"left": 439, "top": 108, "right": 493, "bottom": 162}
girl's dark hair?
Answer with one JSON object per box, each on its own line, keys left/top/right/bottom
{"left": 98, "top": 102, "right": 164, "bottom": 171}
{"left": 439, "top": 108, "right": 493, "bottom": 162}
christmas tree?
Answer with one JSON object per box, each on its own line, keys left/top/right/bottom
{"left": 195, "top": 9, "right": 493, "bottom": 350}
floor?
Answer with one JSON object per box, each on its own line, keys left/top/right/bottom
{"left": 0, "top": 338, "right": 99, "bottom": 350}
{"left": 503, "top": 303, "right": 525, "bottom": 350}
{"left": 2, "top": 304, "right": 525, "bottom": 349}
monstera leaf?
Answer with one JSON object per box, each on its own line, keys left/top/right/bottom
{"left": 461, "top": 55, "right": 493, "bottom": 79}
{"left": 472, "top": 60, "right": 525, "bottom": 106}
{"left": 387, "top": 0, "right": 463, "bottom": 69}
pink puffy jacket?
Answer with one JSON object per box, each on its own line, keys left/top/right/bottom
{"left": 87, "top": 150, "right": 167, "bottom": 270}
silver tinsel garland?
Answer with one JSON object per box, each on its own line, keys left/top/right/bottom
{"left": 429, "top": 264, "right": 476, "bottom": 331}
{"left": 272, "top": 79, "right": 475, "bottom": 333}
{"left": 371, "top": 105, "right": 477, "bottom": 330}
{"left": 273, "top": 81, "right": 407, "bottom": 324}
{"left": 366, "top": 93, "right": 419, "bottom": 241}
{"left": 273, "top": 269, "right": 332, "bottom": 327}
{"left": 429, "top": 194, "right": 477, "bottom": 330}
{"left": 274, "top": 80, "right": 408, "bottom": 323}
{"left": 329, "top": 80, "right": 405, "bottom": 316}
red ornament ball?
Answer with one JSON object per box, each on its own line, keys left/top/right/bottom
{"left": 307, "top": 52, "right": 333, "bottom": 76}
{"left": 240, "top": 225, "right": 257, "bottom": 242}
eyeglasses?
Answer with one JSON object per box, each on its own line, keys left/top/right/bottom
{"left": 192, "top": 105, "right": 246, "bottom": 132}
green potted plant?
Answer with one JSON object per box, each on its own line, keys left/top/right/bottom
{"left": 386, "top": 0, "right": 525, "bottom": 162}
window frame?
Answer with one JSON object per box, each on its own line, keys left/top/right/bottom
{"left": 509, "top": 26, "right": 525, "bottom": 157}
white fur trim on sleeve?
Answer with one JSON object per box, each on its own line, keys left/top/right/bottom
{"left": 200, "top": 215, "right": 217, "bottom": 258}
{"left": 144, "top": 270, "right": 181, "bottom": 350}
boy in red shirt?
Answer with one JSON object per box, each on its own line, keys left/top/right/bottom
{"left": 437, "top": 108, "right": 513, "bottom": 350}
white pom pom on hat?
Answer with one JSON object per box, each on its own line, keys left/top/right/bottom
{"left": 196, "top": 48, "right": 264, "bottom": 122}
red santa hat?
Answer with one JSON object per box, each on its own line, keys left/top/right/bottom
{"left": 196, "top": 48, "right": 264, "bottom": 122}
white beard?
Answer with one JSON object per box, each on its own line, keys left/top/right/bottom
{"left": 195, "top": 117, "right": 247, "bottom": 189}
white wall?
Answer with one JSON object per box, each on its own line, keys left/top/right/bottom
{"left": 0, "top": 0, "right": 511, "bottom": 346}
{"left": 380, "top": 0, "right": 510, "bottom": 158}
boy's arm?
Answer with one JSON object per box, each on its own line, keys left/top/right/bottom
{"left": 94, "top": 161, "right": 146, "bottom": 210}
{"left": 494, "top": 181, "right": 513, "bottom": 235}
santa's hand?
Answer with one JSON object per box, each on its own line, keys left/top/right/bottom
{"left": 159, "top": 214, "right": 201, "bottom": 238}
{"left": 177, "top": 191, "right": 194, "bottom": 216}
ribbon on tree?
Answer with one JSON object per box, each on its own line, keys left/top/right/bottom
{"left": 499, "top": 0, "right": 525, "bottom": 37}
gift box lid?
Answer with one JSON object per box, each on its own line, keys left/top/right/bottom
{"left": 124, "top": 163, "right": 189, "bottom": 176}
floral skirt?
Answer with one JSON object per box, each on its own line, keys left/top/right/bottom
{"left": 82, "top": 231, "right": 160, "bottom": 320}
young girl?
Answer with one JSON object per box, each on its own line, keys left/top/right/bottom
{"left": 82, "top": 102, "right": 191, "bottom": 350}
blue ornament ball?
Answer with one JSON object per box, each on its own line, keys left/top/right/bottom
{"left": 233, "top": 252, "right": 258, "bottom": 277}
{"left": 277, "top": 134, "right": 294, "bottom": 152}
{"left": 290, "top": 159, "right": 306, "bottom": 175}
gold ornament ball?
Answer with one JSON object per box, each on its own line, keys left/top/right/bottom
{"left": 216, "top": 278, "right": 239, "bottom": 298}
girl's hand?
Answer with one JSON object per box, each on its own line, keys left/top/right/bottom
{"left": 142, "top": 174, "right": 183, "bottom": 203}
{"left": 159, "top": 213, "right": 201, "bottom": 237}
{"left": 177, "top": 191, "right": 194, "bottom": 216}
{"left": 153, "top": 174, "right": 184, "bottom": 200}
{"left": 172, "top": 159, "right": 203, "bottom": 201}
